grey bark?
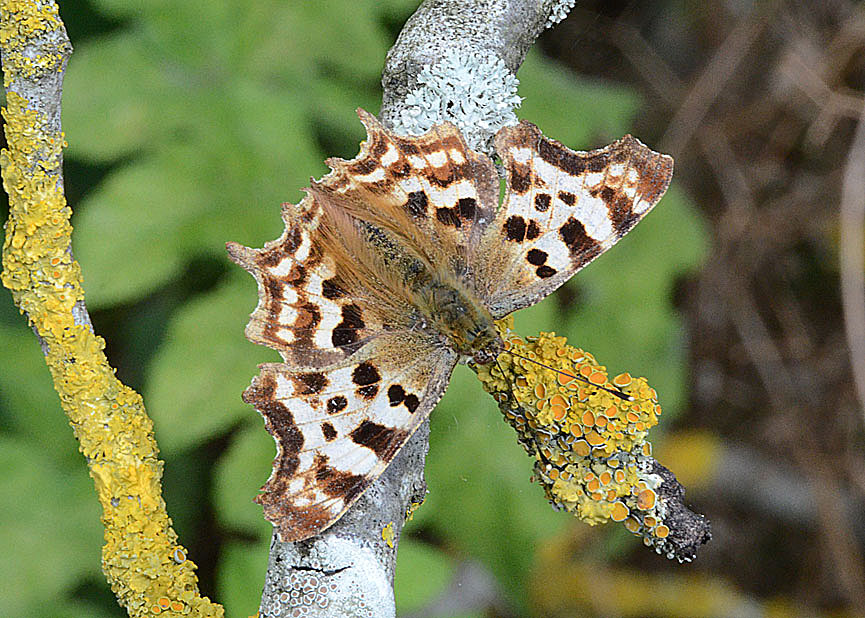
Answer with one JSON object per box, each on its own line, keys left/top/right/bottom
{"left": 257, "top": 2, "right": 569, "bottom": 617}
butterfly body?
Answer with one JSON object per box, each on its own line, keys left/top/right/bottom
{"left": 228, "top": 109, "right": 673, "bottom": 541}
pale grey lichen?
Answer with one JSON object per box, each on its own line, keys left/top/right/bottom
{"left": 545, "top": 0, "right": 575, "bottom": 29}
{"left": 394, "top": 49, "right": 522, "bottom": 153}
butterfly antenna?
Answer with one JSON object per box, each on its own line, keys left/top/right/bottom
{"left": 505, "top": 350, "right": 634, "bottom": 402}
{"left": 494, "top": 356, "right": 552, "bottom": 466}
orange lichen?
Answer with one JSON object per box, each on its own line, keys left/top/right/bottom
{"left": 0, "top": 4, "right": 222, "bottom": 615}
{"left": 473, "top": 318, "right": 672, "bottom": 549}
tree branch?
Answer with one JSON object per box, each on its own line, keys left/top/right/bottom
{"left": 0, "top": 2, "right": 222, "bottom": 616}
{"left": 257, "top": 2, "right": 570, "bottom": 617}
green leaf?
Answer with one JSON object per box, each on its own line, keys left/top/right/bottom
{"left": 0, "top": 320, "right": 81, "bottom": 466}
{"left": 63, "top": 33, "right": 182, "bottom": 162}
{"left": 394, "top": 538, "right": 454, "bottom": 614}
{"left": 518, "top": 50, "right": 641, "bottom": 147}
{"left": 73, "top": 153, "right": 208, "bottom": 307}
{"left": 0, "top": 437, "right": 104, "bottom": 616}
{"left": 216, "top": 538, "right": 269, "bottom": 618}
{"left": 146, "top": 273, "right": 280, "bottom": 453}
{"left": 214, "top": 423, "right": 277, "bottom": 536}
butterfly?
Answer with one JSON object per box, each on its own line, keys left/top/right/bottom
{"left": 226, "top": 109, "right": 672, "bottom": 542}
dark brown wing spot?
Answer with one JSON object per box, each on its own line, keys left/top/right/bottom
{"left": 321, "top": 278, "right": 343, "bottom": 300}
{"left": 536, "top": 265, "right": 557, "bottom": 278}
{"left": 505, "top": 215, "right": 527, "bottom": 242}
{"left": 264, "top": 277, "right": 284, "bottom": 301}
{"left": 332, "top": 304, "right": 364, "bottom": 348}
{"left": 349, "top": 157, "right": 378, "bottom": 175}
{"left": 558, "top": 191, "right": 575, "bottom": 206}
{"left": 599, "top": 186, "right": 616, "bottom": 204}
{"left": 538, "top": 139, "right": 585, "bottom": 175}
{"left": 403, "top": 393, "right": 420, "bottom": 413}
{"left": 510, "top": 162, "right": 532, "bottom": 194}
{"left": 390, "top": 160, "right": 411, "bottom": 178}
{"left": 357, "top": 384, "right": 379, "bottom": 399}
{"left": 353, "top": 362, "right": 381, "bottom": 400}
{"left": 287, "top": 263, "right": 307, "bottom": 284}
{"left": 526, "top": 220, "right": 541, "bottom": 240}
{"left": 534, "top": 194, "right": 551, "bottom": 212}
{"left": 352, "top": 362, "right": 380, "bottom": 386}
{"left": 457, "top": 197, "right": 476, "bottom": 220}
{"left": 587, "top": 155, "right": 609, "bottom": 173}
{"left": 321, "top": 422, "right": 337, "bottom": 442}
{"left": 370, "top": 134, "right": 388, "bottom": 158}
{"left": 284, "top": 226, "right": 302, "bottom": 253}
{"left": 609, "top": 193, "right": 638, "bottom": 236}
{"left": 326, "top": 395, "right": 348, "bottom": 414}
{"left": 350, "top": 420, "right": 407, "bottom": 460}
{"left": 406, "top": 191, "right": 428, "bottom": 217}
{"left": 436, "top": 207, "right": 461, "bottom": 228}
{"left": 560, "top": 217, "right": 601, "bottom": 262}
{"left": 387, "top": 384, "right": 405, "bottom": 406}
{"left": 527, "top": 249, "right": 548, "bottom": 265}
{"left": 294, "top": 302, "right": 321, "bottom": 329}
{"left": 295, "top": 372, "right": 327, "bottom": 395}
{"left": 396, "top": 139, "right": 420, "bottom": 155}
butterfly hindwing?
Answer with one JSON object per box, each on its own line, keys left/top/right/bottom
{"left": 475, "top": 121, "right": 673, "bottom": 317}
{"left": 243, "top": 334, "right": 457, "bottom": 542}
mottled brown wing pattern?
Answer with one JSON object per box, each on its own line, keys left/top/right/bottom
{"left": 244, "top": 334, "right": 457, "bottom": 542}
{"left": 230, "top": 110, "right": 674, "bottom": 542}
{"left": 227, "top": 198, "right": 406, "bottom": 371}
{"left": 475, "top": 121, "right": 673, "bottom": 317}
{"left": 322, "top": 110, "right": 499, "bottom": 269}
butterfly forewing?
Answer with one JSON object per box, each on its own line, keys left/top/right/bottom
{"left": 475, "top": 122, "right": 673, "bottom": 317}
{"left": 323, "top": 110, "right": 499, "bottom": 272}
{"left": 227, "top": 199, "right": 412, "bottom": 371}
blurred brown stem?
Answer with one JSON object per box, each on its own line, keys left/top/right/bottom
{"left": 840, "top": 100, "right": 865, "bottom": 424}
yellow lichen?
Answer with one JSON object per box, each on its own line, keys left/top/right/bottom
{"left": 473, "top": 317, "right": 672, "bottom": 550}
{"left": 405, "top": 499, "right": 424, "bottom": 522}
{"left": 382, "top": 522, "right": 395, "bottom": 548}
{"left": 1, "top": 6, "right": 223, "bottom": 615}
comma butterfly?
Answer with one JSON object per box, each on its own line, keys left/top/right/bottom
{"left": 227, "top": 109, "right": 672, "bottom": 541}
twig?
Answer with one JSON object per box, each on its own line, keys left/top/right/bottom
{"left": 840, "top": 99, "right": 865, "bottom": 425}
{"left": 660, "top": 4, "right": 775, "bottom": 156}
{"left": 0, "top": 1, "right": 222, "bottom": 616}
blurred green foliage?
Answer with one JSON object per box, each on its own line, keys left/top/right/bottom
{"left": 0, "top": 1, "right": 707, "bottom": 616}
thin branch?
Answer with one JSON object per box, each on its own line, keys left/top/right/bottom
{"left": 660, "top": 3, "right": 776, "bottom": 155}
{"left": 840, "top": 99, "right": 865, "bottom": 424}
{"left": 0, "top": 2, "right": 222, "bottom": 616}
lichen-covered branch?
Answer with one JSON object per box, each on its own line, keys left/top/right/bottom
{"left": 381, "top": 0, "right": 568, "bottom": 154}
{"left": 258, "top": 2, "right": 574, "bottom": 617}
{"left": 0, "top": 2, "right": 222, "bottom": 616}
